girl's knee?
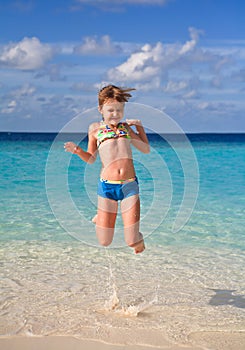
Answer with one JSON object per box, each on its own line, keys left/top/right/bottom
{"left": 96, "top": 228, "right": 114, "bottom": 246}
{"left": 98, "top": 238, "right": 113, "bottom": 247}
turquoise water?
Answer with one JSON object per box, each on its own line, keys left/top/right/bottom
{"left": 0, "top": 133, "right": 244, "bottom": 342}
{"left": 1, "top": 133, "right": 244, "bottom": 250}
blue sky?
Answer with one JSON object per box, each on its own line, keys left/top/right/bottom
{"left": 0, "top": 0, "right": 245, "bottom": 132}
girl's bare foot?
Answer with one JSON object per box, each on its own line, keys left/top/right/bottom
{"left": 133, "top": 239, "right": 145, "bottom": 254}
{"left": 129, "top": 233, "right": 145, "bottom": 254}
{"left": 92, "top": 215, "right": 97, "bottom": 224}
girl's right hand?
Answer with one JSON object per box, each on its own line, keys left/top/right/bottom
{"left": 64, "top": 142, "right": 78, "bottom": 153}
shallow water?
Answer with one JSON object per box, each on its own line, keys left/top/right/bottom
{"left": 1, "top": 241, "right": 244, "bottom": 343}
{"left": 0, "top": 133, "right": 244, "bottom": 344}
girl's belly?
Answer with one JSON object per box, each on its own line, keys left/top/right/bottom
{"left": 99, "top": 139, "right": 135, "bottom": 180}
{"left": 100, "top": 158, "right": 135, "bottom": 180}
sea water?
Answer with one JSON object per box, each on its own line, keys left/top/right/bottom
{"left": 0, "top": 132, "right": 244, "bottom": 345}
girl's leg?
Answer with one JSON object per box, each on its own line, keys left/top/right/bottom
{"left": 96, "top": 196, "right": 118, "bottom": 247}
{"left": 121, "top": 195, "right": 145, "bottom": 254}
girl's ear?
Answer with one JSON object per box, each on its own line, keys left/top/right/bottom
{"left": 98, "top": 106, "right": 104, "bottom": 120}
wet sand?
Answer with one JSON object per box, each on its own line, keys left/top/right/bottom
{"left": 1, "top": 243, "right": 244, "bottom": 350}
{"left": 1, "top": 331, "right": 245, "bottom": 350}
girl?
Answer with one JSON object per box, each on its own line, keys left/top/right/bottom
{"left": 64, "top": 85, "right": 150, "bottom": 253}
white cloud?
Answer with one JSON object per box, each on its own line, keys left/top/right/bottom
{"left": 1, "top": 26, "right": 244, "bottom": 132}
{"left": 108, "top": 42, "right": 163, "bottom": 81}
{"left": 182, "top": 89, "right": 199, "bottom": 99}
{"left": 196, "top": 101, "right": 235, "bottom": 113}
{"left": 106, "top": 26, "right": 234, "bottom": 103}
{"left": 71, "top": 81, "right": 97, "bottom": 91}
{"left": 0, "top": 37, "right": 55, "bottom": 70}
{"left": 74, "top": 35, "right": 122, "bottom": 55}
{"left": 134, "top": 77, "right": 161, "bottom": 91}
{"left": 164, "top": 80, "right": 188, "bottom": 93}
{"left": 14, "top": 84, "right": 36, "bottom": 97}
{"left": 35, "top": 64, "right": 67, "bottom": 82}
{"left": 1, "top": 100, "right": 17, "bottom": 114}
{"left": 213, "top": 56, "right": 232, "bottom": 73}
{"left": 163, "top": 77, "right": 201, "bottom": 99}
{"left": 179, "top": 27, "right": 203, "bottom": 55}
{"left": 0, "top": 83, "right": 37, "bottom": 116}
{"left": 107, "top": 28, "right": 204, "bottom": 82}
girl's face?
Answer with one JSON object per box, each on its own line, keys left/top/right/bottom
{"left": 98, "top": 99, "right": 125, "bottom": 126}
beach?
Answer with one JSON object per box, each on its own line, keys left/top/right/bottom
{"left": 1, "top": 331, "right": 245, "bottom": 350}
{"left": 0, "top": 133, "right": 244, "bottom": 349}
{"left": 1, "top": 241, "right": 244, "bottom": 350}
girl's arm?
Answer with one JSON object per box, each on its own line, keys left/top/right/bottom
{"left": 64, "top": 123, "right": 98, "bottom": 164}
{"left": 126, "top": 119, "right": 150, "bottom": 154}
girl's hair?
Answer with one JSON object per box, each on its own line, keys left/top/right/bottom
{"left": 98, "top": 84, "right": 135, "bottom": 107}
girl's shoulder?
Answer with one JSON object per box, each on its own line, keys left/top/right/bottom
{"left": 88, "top": 122, "right": 101, "bottom": 134}
{"left": 87, "top": 122, "right": 101, "bottom": 144}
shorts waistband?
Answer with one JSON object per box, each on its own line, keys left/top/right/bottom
{"left": 100, "top": 177, "right": 136, "bottom": 185}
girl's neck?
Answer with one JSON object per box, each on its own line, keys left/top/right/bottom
{"left": 102, "top": 120, "right": 121, "bottom": 128}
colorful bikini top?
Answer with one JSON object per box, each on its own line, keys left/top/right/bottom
{"left": 97, "top": 122, "right": 131, "bottom": 147}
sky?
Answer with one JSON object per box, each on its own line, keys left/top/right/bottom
{"left": 0, "top": 0, "right": 245, "bottom": 132}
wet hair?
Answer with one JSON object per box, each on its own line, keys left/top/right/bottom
{"left": 98, "top": 84, "right": 135, "bottom": 107}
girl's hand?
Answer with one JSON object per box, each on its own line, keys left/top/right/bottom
{"left": 126, "top": 119, "right": 142, "bottom": 127}
{"left": 64, "top": 142, "right": 78, "bottom": 154}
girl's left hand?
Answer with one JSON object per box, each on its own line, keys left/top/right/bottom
{"left": 126, "top": 119, "right": 142, "bottom": 127}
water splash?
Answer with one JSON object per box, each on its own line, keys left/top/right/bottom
{"left": 104, "top": 282, "right": 120, "bottom": 311}
{"left": 103, "top": 248, "right": 159, "bottom": 316}
{"left": 104, "top": 248, "right": 120, "bottom": 311}
{"left": 120, "top": 294, "right": 159, "bottom": 317}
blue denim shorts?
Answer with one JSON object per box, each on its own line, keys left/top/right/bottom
{"left": 97, "top": 177, "right": 139, "bottom": 201}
